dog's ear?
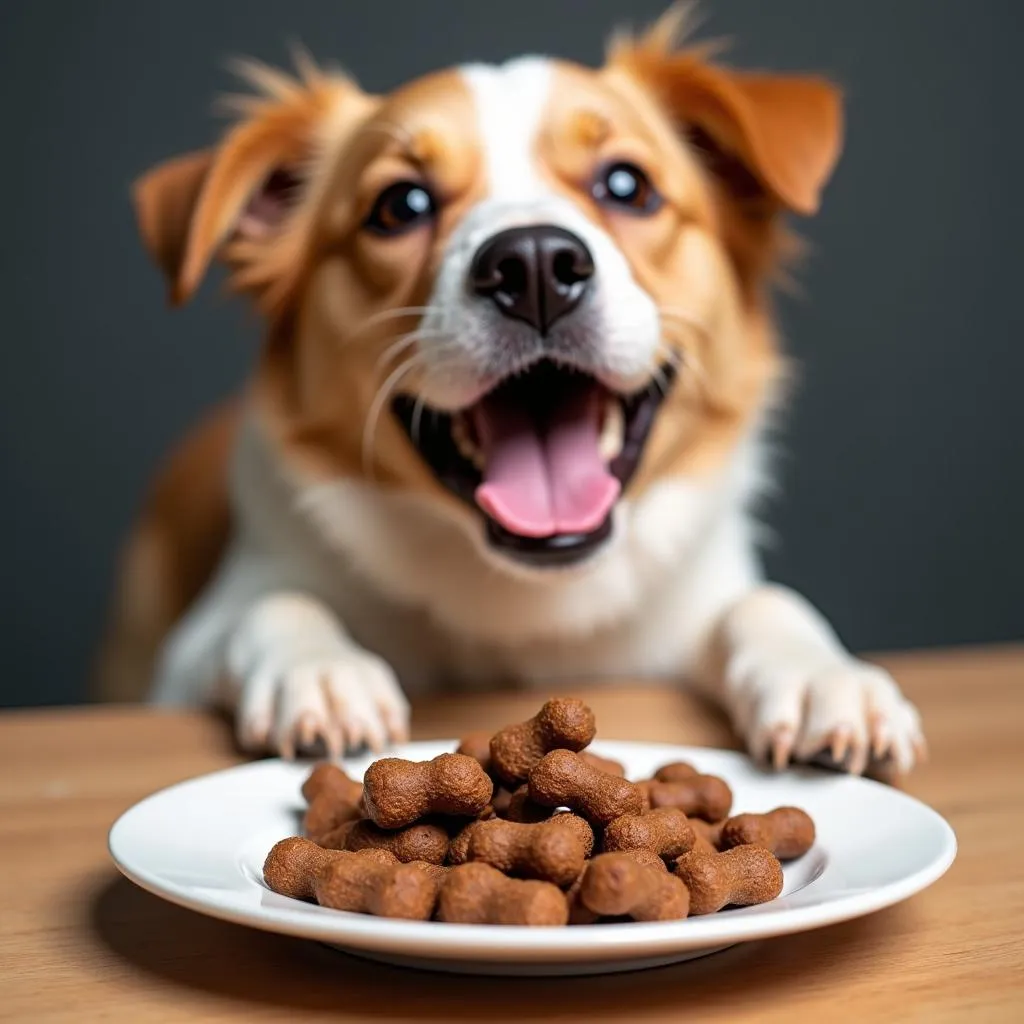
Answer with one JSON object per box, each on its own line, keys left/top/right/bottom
{"left": 608, "top": 7, "right": 843, "bottom": 216}
{"left": 133, "top": 58, "right": 372, "bottom": 306}
{"left": 133, "top": 150, "right": 214, "bottom": 298}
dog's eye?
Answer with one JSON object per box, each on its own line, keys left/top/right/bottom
{"left": 592, "top": 162, "right": 661, "bottom": 214}
{"left": 365, "top": 182, "right": 436, "bottom": 235}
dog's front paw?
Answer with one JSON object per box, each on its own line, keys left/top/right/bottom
{"left": 728, "top": 657, "right": 926, "bottom": 776}
{"left": 235, "top": 648, "right": 410, "bottom": 759}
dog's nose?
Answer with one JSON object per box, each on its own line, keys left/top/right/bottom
{"left": 469, "top": 225, "right": 595, "bottom": 335}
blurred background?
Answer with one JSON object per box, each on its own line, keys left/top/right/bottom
{"left": 1, "top": 0, "right": 1020, "bottom": 708}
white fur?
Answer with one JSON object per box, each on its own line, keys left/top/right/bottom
{"left": 462, "top": 58, "right": 552, "bottom": 202}
{"left": 416, "top": 60, "right": 662, "bottom": 411}
{"left": 152, "top": 59, "right": 925, "bottom": 773}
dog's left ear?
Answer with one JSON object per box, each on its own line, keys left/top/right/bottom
{"left": 608, "top": 11, "right": 843, "bottom": 215}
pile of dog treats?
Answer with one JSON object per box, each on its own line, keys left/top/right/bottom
{"left": 264, "top": 698, "right": 815, "bottom": 925}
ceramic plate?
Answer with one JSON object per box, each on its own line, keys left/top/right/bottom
{"left": 108, "top": 740, "right": 956, "bottom": 976}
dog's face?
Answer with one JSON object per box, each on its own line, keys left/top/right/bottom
{"left": 136, "top": 12, "right": 841, "bottom": 573}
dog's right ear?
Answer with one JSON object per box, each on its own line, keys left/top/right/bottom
{"left": 133, "top": 150, "right": 215, "bottom": 304}
{"left": 133, "top": 58, "right": 374, "bottom": 307}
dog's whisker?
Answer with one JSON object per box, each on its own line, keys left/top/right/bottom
{"left": 411, "top": 393, "right": 427, "bottom": 449}
{"left": 658, "top": 307, "right": 712, "bottom": 345}
{"left": 350, "top": 305, "right": 440, "bottom": 341}
{"left": 373, "top": 329, "right": 449, "bottom": 372}
{"left": 361, "top": 356, "right": 425, "bottom": 479}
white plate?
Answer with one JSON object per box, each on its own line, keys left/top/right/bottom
{"left": 108, "top": 740, "right": 956, "bottom": 976}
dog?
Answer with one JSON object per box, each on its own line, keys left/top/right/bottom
{"left": 97, "top": 6, "right": 925, "bottom": 776}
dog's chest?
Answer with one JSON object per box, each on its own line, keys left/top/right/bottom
{"left": 236, "top": 418, "right": 761, "bottom": 691}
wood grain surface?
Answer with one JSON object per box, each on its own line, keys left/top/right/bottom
{"left": 1, "top": 645, "right": 1022, "bottom": 1022}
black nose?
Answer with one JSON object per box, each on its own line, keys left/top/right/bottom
{"left": 469, "top": 225, "right": 595, "bottom": 335}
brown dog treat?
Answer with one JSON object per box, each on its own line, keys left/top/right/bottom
{"left": 436, "top": 862, "right": 569, "bottom": 926}
{"left": 315, "top": 855, "right": 443, "bottom": 920}
{"left": 408, "top": 861, "right": 450, "bottom": 883}
{"left": 528, "top": 749, "right": 643, "bottom": 826}
{"left": 566, "top": 873, "right": 599, "bottom": 924}
{"left": 264, "top": 837, "right": 341, "bottom": 900}
{"left": 621, "top": 847, "right": 670, "bottom": 872}
{"left": 505, "top": 784, "right": 555, "bottom": 824}
{"left": 447, "top": 820, "right": 485, "bottom": 865}
{"left": 720, "top": 807, "right": 816, "bottom": 860}
{"left": 490, "top": 787, "right": 515, "bottom": 818}
{"left": 361, "top": 753, "right": 493, "bottom": 829}
{"left": 491, "top": 805, "right": 594, "bottom": 855}
{"left": 489, "top": 699, "right": 597, "bottom": 786}
{"left": 550, "top": 812, "right": 596, "bottom": 857}
{"left": 578, "top": 750, "right": 626, "bottom": 777}
{"left": 263, "top": 837, "right": 395, "bottom": 900}
{"left": 565, "top": 847, "right": 666, "bottom": 924}
{"left": 674, "top": 846, "right": 784, "bottom": 915}
{"left": 301, "top": 763, "right": 366, "bottom": 841}
{"left": 321, "top": 818, "right": 450, "bottom": 864}
{"left": 304, "top": 797, "right": 363, "bottom": 843}
{"left": 639, "top": 774, "right": 733, "bottom": 822}
{"left": 690, "top": 818, "right": 726, "bottom": 854}
{"left": 468, "top": 817, "right": 590, "bottom": 887}
{"left": 456, "top": 732, "right": 494, "bottom": 773}
{"left": 578, "top": 853, "right": 691, "bottom": 922}
{"left": 301, "top": 762, "right": 364, "bottom": 805}
{"left": 652, "top": 761, "right": 699, "bottom": 782}
{"left": 603, "top": 808, "right": 695, "bottom": 862}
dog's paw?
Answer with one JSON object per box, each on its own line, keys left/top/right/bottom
{"left": 728, "top": 657, "right": 926, "bottom": 776}
{"left": 235, "top": 648, "right": 410, "bottom": 760}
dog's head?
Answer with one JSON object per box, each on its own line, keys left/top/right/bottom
{"left": 136, "top": 8, "right": 842, "bottom": 573}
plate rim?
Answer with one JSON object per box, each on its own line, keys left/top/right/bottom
{"left": 108, "top": 740, "right": 958, "bottom": 964}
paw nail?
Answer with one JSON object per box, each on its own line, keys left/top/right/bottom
{"left": 830, "top": 728, "right": 851, "bottom": 765}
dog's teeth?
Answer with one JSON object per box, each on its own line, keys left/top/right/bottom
{"left": 599, "top": 398, "right": 625, "bottom": 462}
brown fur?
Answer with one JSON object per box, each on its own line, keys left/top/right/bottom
{"left": 93, "top": 399, "right": 239, "bottom": 701}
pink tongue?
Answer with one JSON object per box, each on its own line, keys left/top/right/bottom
{"left": 473, "top": 385, "right": 620, "bottom": 538}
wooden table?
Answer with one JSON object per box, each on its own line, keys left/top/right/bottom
{"left": 2, "top": 646, "right": 1022, "bottom": 1022}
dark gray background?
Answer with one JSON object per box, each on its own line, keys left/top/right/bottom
{"left": 1, "top": 0, "right": 1021, "bottom": 708}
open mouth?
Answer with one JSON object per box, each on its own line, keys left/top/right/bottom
{"left": 392, "top": 359, "right": 675, "bottom": 567}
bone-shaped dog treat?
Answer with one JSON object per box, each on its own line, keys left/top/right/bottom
{"left": 504, "top": 783, "right": 554, "bottom": 824}
{"left": 447, "top": 820, "right": 485, "bottom": 865}
{"left": 314, "top": 853, "right": 446, "bottom": 920}
{"left": 302, "top": 763, "right": 364, "bottom": 837}
{"left": 548, "top": 811, "right": 596, "bottom": 857}
{"left": 578, "top": 750, "right": 626, "bottom": 777}
{"left": 305, "top": 796, "right": 363, "bottom": 844}
{"left": 263, "top": 837, "right": 395, "bottom": 901}
{"left": 302, "top": 762, "right": 363, "bottom": 805}
{"left": 489, "top": 699, "right": 596, "bottom": 786}
{"left": 602, "top": 807, "right": 696, "bottom": 862}
{"left": 436, "top": 862, "right": 569, "bottom": 925}
{"left": 577, "top": 852, "right": 691, "bottom": 922}
{"left": 467, "top": 815, "right": 592, "bottom": 887}
{"left": 490, "top": 787, "right": 514, "bottom": 818}
{"left": 528, "top": 749, "right": 644, "bottom": 826}
{"left": 564, "top": 847, "right": 667, "bottom": 923}
{"left": 361, "top": 753, "right": 493, "bottom": 829}
{"left": 652, "top": 760, "right": 699, "bottom": 782}
{"left": 690, "top": 817, "right": 725, "bottom": 854}
{"left": 301, "top": 763, "right": 366, "bottom": 842}
{"left": 639, "top": 774, "right": 733, "bottom": 821}
{"left": 719, "top": 807, "right": 815, "bottom": 860}
{"left": 321, "top": 818, "right": 450, "bottom": 864}
{"left": 456, "top": 732, "right": 494, "bottom": 774}
{"left": 673, "top": 846, "right": 784, "bottom": 915}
